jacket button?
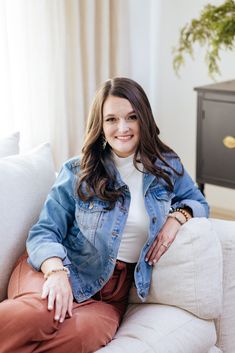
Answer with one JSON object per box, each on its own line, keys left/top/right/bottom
{"left": 119, "top": 206, "right": 127, "bottom": 212}
{"left": 152, "top": 217, "right": 157, "bottom": 224}
{"left": 109, "top": 256, "right": 115, "bottom": 264}
{"left": 99, "top": 277, "right": 104, "bottom": 285}
{"left": 89, "top": 202, "right": 94, "bottom": 209}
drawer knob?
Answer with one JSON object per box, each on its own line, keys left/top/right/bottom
{"left": 223, "top": 136, "right": 235, "bottom": 149}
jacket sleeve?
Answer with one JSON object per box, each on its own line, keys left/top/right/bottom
{"left": 26, "top": 162, "right": 77, "bottom": 271}
{"left": 170, "top": 158, "right": 209, "bottom": 218}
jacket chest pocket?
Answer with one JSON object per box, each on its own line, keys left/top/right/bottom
{"left": 150, "top": 187, "right": 172, "bottom": 216}
{"left": 75, "top": 200, "right": 107, "bottom": 243}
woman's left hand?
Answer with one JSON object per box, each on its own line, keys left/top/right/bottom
{"left": 145, "top": 216, "right": 182, "bottom": 266}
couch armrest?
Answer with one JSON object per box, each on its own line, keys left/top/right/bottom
{"left": 210, "top": 219, "right": 235, "bottom": 353}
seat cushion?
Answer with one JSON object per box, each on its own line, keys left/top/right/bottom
{"left": 207, "top": 347, "right": 223, "bottom": 353}
{"left": 95, "top": 304, "right": 217, "bottom": 353}
{"left": 129, "top": 218, "right": 223, "bottom": 319}
{"left": 211, "top": 219, "right": 235, "bottom": 353}
{"left": 0, "top": 143, "right": 55, "bottom": 301}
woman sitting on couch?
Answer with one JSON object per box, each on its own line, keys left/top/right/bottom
{"left": 0, "top": 77, "right": 209, "bottom": 353}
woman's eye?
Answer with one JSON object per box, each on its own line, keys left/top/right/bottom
{"left": 105, "top": 117, "right": 116, "bottom": 122}
{"left": 128, "top": 115, "right": 137, "bottom": 120}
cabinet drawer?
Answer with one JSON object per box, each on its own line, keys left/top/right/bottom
{"left": 195, "top": 80, "right": 235, "bottom": 190}
{"left": 198, "top": 100, "right": 235, "bottom": 185}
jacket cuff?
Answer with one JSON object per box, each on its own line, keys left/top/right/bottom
{"left": 27, "top": 243, "right": 68, "bottom": 271}
{"left": 171, "top": 199, "right": 209, "bottom": 218}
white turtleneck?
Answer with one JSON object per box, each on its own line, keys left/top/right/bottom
{"left": 113, "top": 152, "right": 149, "bottom": 263}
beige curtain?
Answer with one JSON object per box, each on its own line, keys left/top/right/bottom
{"left": 0, "top": 0, "right": 159, "bottom": 169}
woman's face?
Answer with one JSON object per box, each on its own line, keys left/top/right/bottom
{"left": 102, "top": 95, "right": 140, "bottom": 157}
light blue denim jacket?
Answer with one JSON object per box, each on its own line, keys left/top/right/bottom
{"left": 27, "top": 154, "right": 209, "bottom": 302}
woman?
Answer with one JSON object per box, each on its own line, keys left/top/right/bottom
{"left": 0, "top": 77, "right": 209, "bottom": 353}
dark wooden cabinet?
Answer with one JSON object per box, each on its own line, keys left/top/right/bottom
{"left": 194, "top": 80, "right": 235, "bottom": 194}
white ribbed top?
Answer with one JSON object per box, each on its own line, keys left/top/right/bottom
{"left": 113, "top": 152, "right": 149, "bottom": 263}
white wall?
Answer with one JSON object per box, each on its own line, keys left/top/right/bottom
{"left": 110, "top": 0, "right": 161, "bottom": 119}
{"left": 156, "top": 0, "right": 235, "bottom": 214}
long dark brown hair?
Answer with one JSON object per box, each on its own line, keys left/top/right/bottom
{"left": 77, "top": 77, "right": 183, "bottom": 207}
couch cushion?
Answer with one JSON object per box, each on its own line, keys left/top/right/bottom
{"left": 208, "top": 347, "right": 223, "bottom": 353}
{"left": 0, "top": 143, "right": 55, "bottom": 301}
{"left": 129, "top": 218, "right": 223, "bottom": 319}
{"left": 0, "top": 132, "right": 20, "bottom": 158}
{"left": 211, "top": 219, "right": 235, "bottom": 353}
{"left": 95, "top": 304, "right": 217, "bottom": 353}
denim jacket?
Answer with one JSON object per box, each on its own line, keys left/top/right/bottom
{"left": 27, "top": 154, "right": 209, "bottom": 302}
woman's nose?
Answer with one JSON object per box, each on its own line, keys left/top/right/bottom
{"left": 118, "top": 119, "right": 129, "bottom": 133}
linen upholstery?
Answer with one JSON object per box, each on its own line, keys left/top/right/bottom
{"left": 96, "top": 304, "right": 217, "bottom": 353}
{"left": 0, "top": 143, "right": 55, "bottom": 301}
{"left": 211, "top": 219, "right": 235, "bottom": 353}
{"left": 129, "top": 218, "right": 223, "bottom": 319}
{"left": 0, "top": 131, "right": 20, "bottom": 158}
{"left": 208, "top": 347, "right": 223, "bottom": 353}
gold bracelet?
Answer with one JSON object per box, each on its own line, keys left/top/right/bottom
{"left": 167, "top": 213, "right": 184, "bottom": 225}
{"left": 44, "top": 267, "right": 70, "bottom": 280}
{"left": 175, "top": 208, "right": 190, "bottom": 222}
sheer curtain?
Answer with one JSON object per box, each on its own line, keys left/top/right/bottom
{"left": 0, "top": 0, "right": 160, "bottom": 168}
{"left": 0, "top": 0, "right": 70, "bottom": 167}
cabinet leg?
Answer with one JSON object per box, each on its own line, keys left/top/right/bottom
{"left": 198, "top": 183, "right": 205, "bottom": 196}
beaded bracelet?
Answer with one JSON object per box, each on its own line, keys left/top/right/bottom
{"left": 174, "top": 208, "right": 191, "bottom": 222}
{"left": 44, "top": 266, "right": 70, "bottom": 280}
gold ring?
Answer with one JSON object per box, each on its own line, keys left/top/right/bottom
{"left": 161, "top": 242, "right": 169, "bottom": 249}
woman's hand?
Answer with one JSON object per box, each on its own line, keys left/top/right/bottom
{"left": 41, "top": 258, "right": 73, "bottom": 323}
{"left": 145, "top": 211, "right": 191, "bottom": 265}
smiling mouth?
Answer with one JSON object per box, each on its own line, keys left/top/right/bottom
{"left": 115, "top": 135, "right": 133, "bottom": 140}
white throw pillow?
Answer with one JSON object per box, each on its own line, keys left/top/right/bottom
{"left": 129, "top": 218, "right": 223, "bottom": 319}
{"left": 0, "top": 132, "right": 20, "bottom": 158}
{"left": 0, "top": 143, "right": 55, "bottom": 301}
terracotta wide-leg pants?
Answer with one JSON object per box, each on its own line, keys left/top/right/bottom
{"left": 0, "top": 254, "right": 135, "bottom": 353}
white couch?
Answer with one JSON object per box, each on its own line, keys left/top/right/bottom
{"left": 0, "top": 137, "right": 235, "bottom": 353}
{"left": 95, "top": 218, "right": 235, "bottom": 353}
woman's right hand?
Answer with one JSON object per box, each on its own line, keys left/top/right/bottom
{"left": 41, "top": 258, "right": 73, "bottom": 323}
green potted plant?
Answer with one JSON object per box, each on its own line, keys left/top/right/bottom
{"left": 173, "top": 0, "right": 235, "bottom": 78}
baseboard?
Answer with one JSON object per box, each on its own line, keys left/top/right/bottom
{"left": 210, "top": 206, "right": 235, "bottom": 221}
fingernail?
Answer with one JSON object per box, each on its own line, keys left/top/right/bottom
{"left": 153, "top": 259, "right": 157, "bottom": 264}
{"left": 145, "top": 258, "right": 148, "bottom": 262}
{"left": 148, "top": 261, "right": 152, "bottom": 266}
{"left": 54, "top": 316, "right": 59, "bottom": 321}
{"left": 59, "top": 319, "right": 64, "bottom": 323}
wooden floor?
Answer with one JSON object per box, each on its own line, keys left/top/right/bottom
{"left": 210, "top": 207, "right": 235, "bottom": 221}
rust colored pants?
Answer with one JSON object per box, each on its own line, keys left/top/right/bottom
{"left": 0, "top": 254, "right": 135, "bottom": 353}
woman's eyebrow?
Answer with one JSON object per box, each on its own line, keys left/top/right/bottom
{"left": 104, "top": 114, "right": 116, "bottom": 118}
{"left": 104, "top": 110, "right": 135, "bottom": 118}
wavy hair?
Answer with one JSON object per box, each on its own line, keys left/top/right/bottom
{"left": 77, "top": 77, "right": 183, "bottom": 207}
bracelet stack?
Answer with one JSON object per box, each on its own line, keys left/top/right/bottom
{"left": 168, "top": 207, "right": 191, "bottom": 225}
{"left": 44, "top": 266, "right": 70, "bottom": 280}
